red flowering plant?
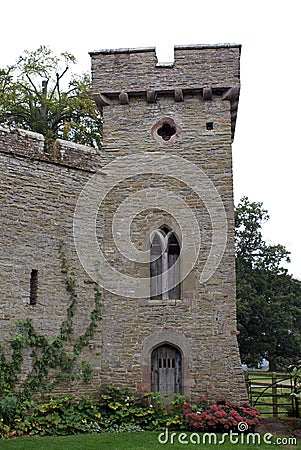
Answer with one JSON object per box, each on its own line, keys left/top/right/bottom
{"left": 185, "top": 397, "right": 261, "bottom": 432}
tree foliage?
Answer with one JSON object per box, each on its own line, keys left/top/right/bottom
{"left": 0, "top": 46, "right": 102, "bottom": 149}
{"left": 236, "top": 196, "right": 301, "bottom": 370}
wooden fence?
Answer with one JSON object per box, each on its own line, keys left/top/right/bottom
{"left": 244, "top": 371, "right": 298, "bottom": 418}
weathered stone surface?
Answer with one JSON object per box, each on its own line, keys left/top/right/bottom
{"left": 90, "top": 44, "right": 241, "bottom": 93}
{"left": 0, "top": 44, "right": 247, "bottom": 403}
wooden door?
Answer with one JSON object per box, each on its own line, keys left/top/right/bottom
{"left": 151, "top": 344, "right": 182, "bottom": 399}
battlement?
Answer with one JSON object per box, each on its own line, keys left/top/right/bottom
{"left": 0, "top": 127, "right": 106, "bottom": 172}
{"left": 90, "top": 44, "right": 241, "bottom": 139}
{"left": 0, "top": 126, "right": 45, "bottom": 156}
{"left": 90, "top": 44, "right": 240, "bottom": 97}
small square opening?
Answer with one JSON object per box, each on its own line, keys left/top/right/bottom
{"left": 206, "top": 122, "right": 214, "bottom": 130}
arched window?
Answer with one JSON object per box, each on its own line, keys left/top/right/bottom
{"left": 150, "top": 227, "right": 180, "bottom": 300}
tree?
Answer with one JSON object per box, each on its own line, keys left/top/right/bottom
{"left": 235, "top": 196, "right": 301, "bottom": 370}
{"left": 0, "top": 46, "right": 102, "bottom": 149}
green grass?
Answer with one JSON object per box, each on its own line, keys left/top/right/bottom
{"left": 0, "top": 432, "right": 298, "bottom": 450}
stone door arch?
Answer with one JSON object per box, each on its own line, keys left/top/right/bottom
{"left": 141, "top": 331, "right": 191, "bottom": 398}
{"left": 151, "top": 344, "right": 182, "bottom": 398}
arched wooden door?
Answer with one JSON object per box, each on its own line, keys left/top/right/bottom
{"left": 151, "top": 344, "right": 182, "bottom": 399}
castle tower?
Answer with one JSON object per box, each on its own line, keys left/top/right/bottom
{"left": 88, "top": 45, "right": 247, "bottom": 401}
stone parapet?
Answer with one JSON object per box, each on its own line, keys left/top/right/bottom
{"left": 0, "top": 127, "right": 107, "bottom": 172}
{"left": 90, "top": 44, "right": 241, "bottom": 94}
{"left": 90, "top": 45, "right": 241, "bottom": 140}
{"left": 0, "top": 127, "right": 44, "bottom": 156}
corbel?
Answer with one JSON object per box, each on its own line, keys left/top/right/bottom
{"left": 174, "top": 88, "right": 184, "bottom": 102}
{"left": 119, "top": 91, "right": 129, "bottom": 105}
{"left": 146, "top": 90, "right": 157, "bottom": 103}
{"left": 222, "top": 86, "right": 240, "bottom": 102}
{"left": 92, "top": 92, "right": 111, "bottom": 107}
{"left": 222, "top": 87, "right": 240, "bottom": 142}
{"left": 203, "top": 85, "right": 212, "bottom": 101}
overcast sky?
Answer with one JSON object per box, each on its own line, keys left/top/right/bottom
{"left": 1, "top": 0, "right": 300, "bottom": 279}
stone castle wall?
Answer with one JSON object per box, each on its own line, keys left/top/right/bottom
{"left": 0, "top": 127, "right": 107, "bottom": 394}
{"left": 0, "top": 44, "right": 247, "bottom": 402}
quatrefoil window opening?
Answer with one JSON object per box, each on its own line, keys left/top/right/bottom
{"left": 151, "top": 117, "right": 180, "bottom": 146}
{"left": 157, "top": 122, "right": 176, "bottom": 141}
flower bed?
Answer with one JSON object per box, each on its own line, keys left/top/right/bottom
{"left": 0, "top": 388, "right": 261, "bottom": 438}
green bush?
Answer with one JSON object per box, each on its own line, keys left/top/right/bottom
{"left": 0, "top": 396, "right": 18, "bottom": 426}
{"left": 97, "top": 386, "right": 171, "bottom": 430}
{"left": 13, "top": 396, "right": 101, "bottom": 436}
{"left": 0, "top": 387, "right": 262, "bottom": 438}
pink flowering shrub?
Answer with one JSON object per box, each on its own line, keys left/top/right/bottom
{"left": 184, "top": 398, "right": 261, "bottom": 432}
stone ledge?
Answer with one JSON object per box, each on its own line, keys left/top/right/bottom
{"left": 89, "top": 46, "right": 156, "bottom": 56}
{"left": 90, "top": 43, "right": 241, "bottom": 56}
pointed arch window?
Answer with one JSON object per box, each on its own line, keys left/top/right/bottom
{"left": 150, "top": 227, "right": 180, "bottom": 300}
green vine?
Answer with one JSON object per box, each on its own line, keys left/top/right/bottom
{"left": 0, "top": 242, "right": 102, "bottom": 402}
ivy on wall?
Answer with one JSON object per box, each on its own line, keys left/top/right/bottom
{"left": 0, "top": 242, "right": 102, "bottom": 402}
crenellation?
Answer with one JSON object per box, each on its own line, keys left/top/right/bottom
{"left": 91, "top": 45, "right": 240, "bottom": 141}
{"left": 0, "top": 126, "right": 45, "bottom": 156}
{"left": 52, "top": 138, "right": 108, "bottom": 172}
{"left": 0, "top": 127, "right": 107, "bottom": 172}
{"left": 90, "top": 44, "right": 240, "bottom": 94}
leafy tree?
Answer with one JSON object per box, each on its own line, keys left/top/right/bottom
{"left": 0, "top": 45, "right": 102, "bottom": 149}
{"left": 235, "top": 196, "right": 301, "bottom": 370}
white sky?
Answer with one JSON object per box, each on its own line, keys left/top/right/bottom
{"left": 1, "top": 0, "right": 300, "bottom": 279}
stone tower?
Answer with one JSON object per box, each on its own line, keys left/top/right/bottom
{"left": 86, "top": 44, "right": 247, "bottom": 401}
{"left": 0, "top": 44, "right": 247, "bottom": 402}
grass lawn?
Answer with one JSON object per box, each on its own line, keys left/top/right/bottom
{"left": 0, "top": 431, "right": 298, "bottom": 450}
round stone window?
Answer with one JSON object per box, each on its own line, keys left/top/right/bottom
{"left": 151, "top": 117, "right": 181, "bottom": 146}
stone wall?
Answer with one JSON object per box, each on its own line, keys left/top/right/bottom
{"left": 95, "top": 95, "right": 246, "bottom": 401}
{"left": 0, "top": 44, "right": 247, "bottom": 403}
{"left": 0, "top": 127, "right": 106, "bottom": 394}
{"left": 89, "top": 45, "right": 247, "bottom": 402}
{"left": 90, "top": 44, "right": 240, "bottom": 94}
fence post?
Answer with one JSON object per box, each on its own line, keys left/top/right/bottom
{"left": 294, "top": 377, "right": 300, "bottom": 418}
{"left": 244, "top": 371, "right": 251, "bottom": 404}
{"left": 272, "top": 372, "right": 278, "bottom": 417}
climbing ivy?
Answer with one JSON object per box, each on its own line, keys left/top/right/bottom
{"left": 0, "top": 242, "right": 102, "bottom": 402}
